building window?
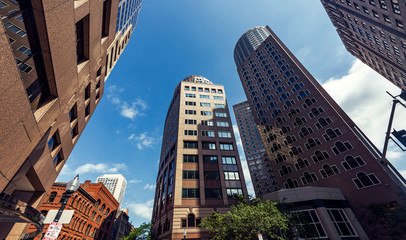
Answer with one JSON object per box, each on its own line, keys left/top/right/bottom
{"left": 185, "top": 101, "right": 196, "bottom": 106}
{"left": 312, "top": 150, "right": 330, "bottom": 163}
{"left": 201, "top": 130, "right": 215, "bottom": 137}
{"left": 226, "top": 188, "right": 243, "bottom": 197}
{"left": 332, "top": 141, "right": 353, "bottom": 155}
{"left": 47, "top": 191, "right": 57, "bottom": 203}
{"left": 203, "top": 155, "right": 218, "bottom": 163}
{"left": 327, "top": 209, "right": 358, "bottom": 237}
{"left": 48, "top": 131, "right": 60, "bottom": 151}
{"left": 185, "top": 93, "right": 196, "bottom": 98}
{"left": 284, "top": 178, "right": 299, "bottom": 189}
{"left": 185, "top": 110, "right": 196, "bottom": 115}
{"left": 395, "top": 19, "right": 404, "bottom": 28}
{"left": 201, "top": 111, "right": 212, "bottom": 116}
{"left": 201, "top": 120, "right": 213, "bottom": 126}
{"left": 202, "top": 142, "right": 216, "bottom": 150}
{"left": 182, "top": 188, "right": 200, "bottom": 198}
{"left": 71, "top": 123, "right": 79, "bottom": 139}
{"left": 215, "top": 112, "right": 227, "bottom": 117}
{"left": 315, "top": 117, "right": 332, "bottom": 129}
{"left": 293, "top": 210, "right": 327, "bottom": 238}
{"left": 301, "top": 172, "right": 318, "bottom": 185}
{"left": 224, "top": 171, "right": 240, "bottom": 180}
{"left": 279, "top": 165, "right": 292, "bottom": 177}
{"left": 184, "top": 86, "right": 190, "bottom": 90}
{"left": 184, "top": 130, "right": 197, "bottom": 136}
{"left": 214, "top": 103, "right": 225, "bottom": 108}
{"left": 183, "top": 155, "right": 198, "bottom": 163}
{"left": 205, "top": 188, "right": 222, "bottom": 199}
{"left": 76, "top": 15, "right": 89, "bottom": 63}
{"left": 305, "top": 138, "right": 321, "bottom": 149}
{"left": 200, "top": 102, "right": 211, "bottom": 107}
{"left": 222, "top": 156, "right": 236, "bottom": 165}
{"left": 204, "top": 171, "right": 220, "bottom": 180}
{"left": 353, "top": 172, "right": 380, "bottom": 188}
{"left": 216, "top": 121, "right": 229, "bottom": 127}
{"left": 184, "top": 141, "right": 198, "bottom": 149}
{"left": 199, "top": 94, "right": 210, "bottom": 99}
{"left": 218, "top": 131, "right": 231, "bottom": 138}
{"left": 85, "top": 103, "right": 91, "bottom": 117}
{"left": 323, "top": 128, "right": 342, "bottom": 141}
{"left": 183, "top": 170, "right": 199, "bottom": 180}
{"left": 101, "top": 0, "right": 111, "bottom": 38}
{"left": 69, "top": 104, "right": 77, "bottom": 122}
{"left": 220, "top": 143, "right": 233, "bottom": 150}
{"left": 342, "top": 155, "right": 366, "bottom": 170}
{"left": 294, "top": 158, "right": 310, "bottom": 170}
{"left": 185, "top": 119, "right": 197, "bottom": 125}
{"left": 320, "top": 164, "right": 340, "bottom": 178}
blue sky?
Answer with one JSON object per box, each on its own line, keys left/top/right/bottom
{"left": 57, "top": 0, "right": 406, "bottom": 227}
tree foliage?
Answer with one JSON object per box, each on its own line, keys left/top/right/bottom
{"left": 200, "top": 198, "right": 290, "bottom": 240}
{"left": 121, "top": 222, "right": 151, "bottom": 240}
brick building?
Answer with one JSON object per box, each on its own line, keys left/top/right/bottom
{"left": 27, "top": 180, "right": 119, "bottom": 240}
{"left": 0, "top": 0, "right": 141, "bottom": 238}
{"left": 321, "top": 0, "right": 406, "bottom": 90}
{"left": 233, "top": 26, "right": 406, "bottom": 238}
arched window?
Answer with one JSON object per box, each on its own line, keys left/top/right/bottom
{"left": 47, "top": 192, "right": 57, "bottom": 203}
{"left": 279, "top": 165, "right": 292, "bottom": 176}
{"left": 342, "top": 155, "right": 366, "bottom": 170}
{"left": 285, "top": 135, "right": 296, "bottom": 145}
{"left": 290, "top": 146, "right": 302, "bottom": 156}
{"left": 284, "top": 178, "right": 299, "bottom": 189}
{"left": 353, "top": 172, "right": 380, "bottom": 188}
{"left": 305, "top": 138, "right": 321, "bottom": 149}
{"left": 100, "top": 203, "right": 105, "bottom": 212}
{"left": 301, "top": 172, "right": 318, "bottom": 185}
{"left": 320, "top": 164, "right": 340, "bottom": 178}
{"left": 275, "top": 154, "right": 286, "bottom": 164}
{"left": 106, "top": 208, "right": 110, "bottom": 216}
{"left": 187, "top": 214, "right": 195, "bottom": 227}
{"left": 332, "top": 141, "right": 353, "bottom": 155}
{"left": 312, "top": 150, "right": 330, "bottom": 163}
{"left": 95, "top": 199, "right": 100, "bottom": 208}
{"left": 295, "top": 158, "right": 310, "bottom": 170}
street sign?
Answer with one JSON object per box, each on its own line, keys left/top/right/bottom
{"left": 392, "top": 129, "right": 406, "bottom": 148}
{"left": 258, "top": 233, "right": 263, "bottom": 240}
{"left": 44, "top": 209, "right": 74, "bottom": 224}
{"left": 43, "top": 222, "right": 62, "bottom": 240}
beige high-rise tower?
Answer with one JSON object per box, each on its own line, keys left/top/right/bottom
{"left": 151, "top": 75, "right": 248, "bottom": 240}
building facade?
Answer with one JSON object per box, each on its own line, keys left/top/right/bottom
{"left": 96, "top": 174, "right": 127, "bottom": 207}
{"left": 110, "top": 209, "right": 133, "bottom": 240}
{"left": 233, "top": 101, "right": 278, "bottom": 197}
{"left": 234, "top": 26, "right": 406, "bottom": 238}
{"left": 321, "top": 0, "right": 406, "bottom": 90}
{"left": 0, "top": 0, "right": 141, "bottom": 238}
{"left": 26, "top": 181, "right": 119, "bottom": 240}
{"left": 151, "top": 75, "right": 248, "bottom": 240}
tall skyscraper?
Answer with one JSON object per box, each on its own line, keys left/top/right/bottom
{"left": 96, "top": 174, "right": 127, "bottom": 207}
{"left": 234, "top": 26, "right": 405, "bottom": 238}
{"left": 233, "top": 101, "right": 278, "bottom": 197}
{"left": 151, "top": 75, "right": 248, "bottom": 240}
{"left": 321, "top": 0, "right": 406, "bottom": 90}
{"left": 0, "top": 0, "right": 141, "bottom": 238}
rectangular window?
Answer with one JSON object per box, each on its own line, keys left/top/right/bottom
{"left": 202, "top": 142, "right": 216, "bottom": 150}
{"left": 71, "top": 123, "right": 79, "bottom": 139}
{"left": 204, "top": 88, "right": 210, "bottom": 92}
{"left": 185, "top": 86, "right": 190, "bottom": 90}
{"left": 185, "top": 93, "right": 196, "bottom": 98}
{"left": 191, "top": 87, "right": 196, "bottom": 91}
{"left": 200, "top": 102, "right": 211, "bottom": 107}
{"left": 201, "top": 120, "right": 213, "bottom": 126}
{"left": 201, "top": 111, "right": 212, "bottom": 116}
{"left": 327, "top": 209, "right": 357, "bottom": 237}
{"left": 185, "top": 110, "right": 196, "bottom": 115}
{"left": 293, "top": 210, "right": 327, "bottom": 238}
{"left": 183, "top": 170, "right": 199, "bottom": 180}
{"left": 204, "top": 171, "right": 220, "bottom": 180}
{"left": 201, "top": 130, "right": 215, "bottom": 137}
{"left": 185, "top": 101, "right": 196, "bottom": 106}
{"left": 222, "top": 156, "right": 236, "bottom": 165}
{"left": 216, "top": 121, "right": 229, "bottom": 127}
{"left": 203, "top": 155, "right": 218, "bottom": 163}
{"left": 220, "top": 143, "right": 234, "bottom": 150}
{"left": 101, "top": 0, "right": 111, "bottom": 38}
{"left": 226, "top": 188, "right": 243, "bottom": 197}
{"left": 185, "top": 119, "right": 197, "bottom": 125}
{"left": 184, "top": 130, "right": 197, "bottom": 136}
{"left": 213, "top": 96, "right": 224, "bottom": 100}
{"left": 182, "top": 188, "right": 200, "bottom": 198}
{"left": 69, "top": 104, "right": 77, "bottom": 122}
{"left": 205, "top": 188, "right": 222, "bottom": 199}
{"left": 214, "top": 104, "right": 225, "bottom": 108}
{"left": 76, "top": 15, "right": 89, "bottom": 63}
{"left": 85, "top": 103, "right": 91, "bottom": 117}
{"left": 198, "top": 87, "right": 203, "bottom": 92}
{"left": 48, "top": 132, "right": 60, "bottom": 151}
{"left": 211, "top": 89, "right": 216, "bottom": 93}
{"left": 224, "top": 171, "right": 240, "bottom": 180}
{"left": 218, "top": 132, "right": 231, "bottom": 138}
{"left": 218, "top": 89, "right": 223, "bottom": 94}
{"left": 199, "top": 95, "right": 210, "bottom": 99}
{"left": 183, "top": 155, "right": 198, "bottom": 163}
{"left": 215, "top": 112, "right": 227, "bottom": 117}
{"left": 85, "top": 83, "right": 91, "bottom": 100}
{"left": 184, "top": 141, "right": 198, "bottom": 148}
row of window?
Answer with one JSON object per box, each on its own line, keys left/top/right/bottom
{"left": 185, "top": 93, "right": 224, "bottom": 100}
{"left": 183, "top": 170, "right": 240, "bottom": 180}
{"left": 184, "top": 86, "right": 223, "bottom": 94}
{"left": 184, "top": 141, "right": 234, "bottom": 150}
{"left": 182, "top": 187, "right": 243, "bottom": 198}
{"left": 184, "top": 109, "right": 227, "bottom": 117}
{"left": 184, "top": 129, "right": 232, "bottom": 138}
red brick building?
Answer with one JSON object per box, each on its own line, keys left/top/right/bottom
{"left": 27, "top": 180, "right": 119, "bottom": 240}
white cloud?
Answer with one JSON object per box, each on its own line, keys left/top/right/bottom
{"left": 127, "top": 199, "right": 154, "bottom": 219}
{"left": 322, "top": 60, "right": 406, "bottom": 164}
{"left": 107, "top": 85, "right": 148, "bottom": 120}
{"left": 143, "top": 184, "right": 156, "bottom": 190}
{"left": 129, "top": 179, "right": 143, "bottom": 184}
{"left": 129, "top": 132, "right": 158, "bottom": 150}
{"left": 70, "top": 163, "right": 128, "bottom": 175}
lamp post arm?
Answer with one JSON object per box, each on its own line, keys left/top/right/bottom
{"left": 382, "top": 99, "right": 399, "bottom": 160}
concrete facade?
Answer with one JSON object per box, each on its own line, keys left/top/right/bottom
{"left": 233, "top": 101, "right": 278, "bottom": 197}
{"left": 151, "top": 75, "right": 248, "bottom": 240}
{"left": 96, "top": 174, "right": 127, "bottom": 207}
{"left": 321, "top": 0, "right": 406, "bottom": 90}
{"left": 234, "top": 26, "right": 406, "bottom": 238}
{"left": 0, "top": 0, "right": 140, "bottom": 238}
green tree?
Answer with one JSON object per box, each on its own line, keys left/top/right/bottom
{"left": 200, "top": 198, "right": 291, "bottom": 240}
{"left": 121, "top": 222, "right": 151, "bottom": 240}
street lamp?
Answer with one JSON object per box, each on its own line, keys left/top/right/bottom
{"left": 183, "top": 229, "right": 187, "bottom": 239}
{"left": 53, "top": 174, "right": 80, "bottom": 223}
